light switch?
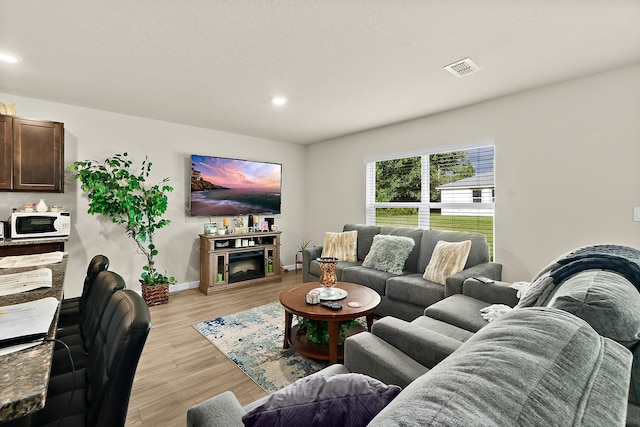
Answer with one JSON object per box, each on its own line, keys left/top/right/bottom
{"left": 635, "top": 207, "right": 640, "bottom": 222}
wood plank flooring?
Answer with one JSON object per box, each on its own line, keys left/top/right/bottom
{"left": 125, "top": 272, "right": 304, "bottom": 426}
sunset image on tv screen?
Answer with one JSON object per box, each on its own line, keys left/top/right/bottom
{"left": 190, "top": 155, "right": 282, "bottom": 216}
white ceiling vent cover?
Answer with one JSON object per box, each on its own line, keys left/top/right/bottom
{"left": 444, "top": 57, "right": 481, "bottom": 77}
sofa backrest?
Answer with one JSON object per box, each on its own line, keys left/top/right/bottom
{"left": 545, "top": 269, "right": 640, "bottom": 407}
{"left": 547, "top": 270, "right": 640, "bottom": 348}
{"left": 342, "top": 224, "right": 490, "bottom": 274}
{"left": 417, "top": 230, "right": 490, "bottom": 273}
{"left": 343, "top": 224, "right": 380, "bottom": 261}
{"left": 379, "top": 226, "right": 423, "bottom": 273}
{"left": 368, "top": 307, "right": 632, "bottom": 427}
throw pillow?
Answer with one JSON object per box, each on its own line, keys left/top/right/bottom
{"left": 322, "top": 230, "right": 358, "bottom": 263}
{"left": 361, "top": 235, "right": 415, "bottom": 275}
{"left": 423, "top": 240, "right": 472, "bottom": 285}
{"left": 548, "top": 270, "right": 640, "bottom": 348}
{"left": 241, "top": 373, "right": 402, "bottom": 427}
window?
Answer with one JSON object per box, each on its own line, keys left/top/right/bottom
{"left": 365, "top": 145, "right": 495, "bottom": 257}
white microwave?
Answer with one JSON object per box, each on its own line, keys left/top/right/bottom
{"left": 10, "top": 212, "right": 71, "bottom": 238}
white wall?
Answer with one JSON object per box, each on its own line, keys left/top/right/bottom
{"left": 3, "top": 63, "right": 639, "bottom": 290}
{"left": 0, "top": 95, "right": 307, "bottom": 297}
{"left": 306, "top": 63, "right": 640, "bottom": 281}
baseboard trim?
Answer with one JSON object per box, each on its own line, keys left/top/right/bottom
{"left": 169, "top": 268, "right": 303, "bottom": 293}
{"left": 170, "top": 281, "right": 199, "bottom": 293}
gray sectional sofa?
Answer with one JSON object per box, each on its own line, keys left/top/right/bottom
{"left": 344, "top": 277, "right": 517, "bottom": 388}
{"left": 188, "top": 243, "right": 640, "bottom": 426}
{"left": 187, "top": 307, "right": 632, "bottom": 426}
{"left": 346, "top": 244, "right": 640, "bottom": 425}
{"left": 303, "top": 223, "right": 502, "bottom": 321}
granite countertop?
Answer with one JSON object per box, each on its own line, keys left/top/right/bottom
{"left": 0, "top": 257, "right": 67, "bottom": 422}
{"left": 0, "top": 237, "right": 69, "bottom": 247}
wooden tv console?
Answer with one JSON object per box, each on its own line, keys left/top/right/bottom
{"left": 199, "top": 231, "right": 282, "bottom": 295}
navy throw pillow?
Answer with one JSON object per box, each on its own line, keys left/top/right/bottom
{"left": 242, "top": 373, "right": 401, "bottom": 427}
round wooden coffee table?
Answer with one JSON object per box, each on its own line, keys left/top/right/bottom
{"left": 279, "top": 281, "right": 381, "bottom": 364}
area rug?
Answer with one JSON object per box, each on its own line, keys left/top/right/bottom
{"left": 193, "top": 302, "right": 328, "bottom": 393}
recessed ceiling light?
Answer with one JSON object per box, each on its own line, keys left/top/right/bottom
{"left": 0, "top": 52, "right": 21, "bottom": 63}
{"left": 271, "top": 96, "right": 287, "bottom": 106}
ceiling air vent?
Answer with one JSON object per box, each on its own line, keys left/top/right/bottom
{"left": 444, "top": 57, "right": 481, "bottom": 78}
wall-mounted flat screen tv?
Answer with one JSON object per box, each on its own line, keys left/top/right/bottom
{"left": 190, "top": 154, "right": 282, "bottom": 216}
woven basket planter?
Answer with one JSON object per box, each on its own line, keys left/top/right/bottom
{"left": 141, "top": 283, "right": 169, "bottom": 307}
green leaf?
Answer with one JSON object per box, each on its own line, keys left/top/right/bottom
{"left": 70, "top": 153, "right": 175, "bottom": 286}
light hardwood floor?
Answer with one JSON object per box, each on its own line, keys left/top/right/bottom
{"left": 125, "top": 272, "right": 304, "bottom": 426}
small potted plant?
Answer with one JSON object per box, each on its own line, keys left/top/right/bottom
{"left": 295, "top": 316, "right": 359, "bottom": 345}
{"left": 68, "top": 152, "right": 176, "bottom": 306}
{"left": 295, "top": 239, "right": 313, "bottom": 263}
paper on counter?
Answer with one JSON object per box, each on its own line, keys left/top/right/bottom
{"left": 0, "top": 251, "right": 64, "bottom": 268}
{"left": 0, "top": 268, "right": 52, "bottom": 296}
{"left": 0, "top": 297, "right": 59, "bottom": 346}
{"left": 0, "top": 341, "right": 41, "bottom": 356}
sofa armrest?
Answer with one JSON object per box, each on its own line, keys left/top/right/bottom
{"left": 345, "top": 332, "right": 429, "bottom": 388}
{"left": 371, "top": 316, "right": 463, "bottom": 369}
{"left": 463, "top": 278, "right": 519, "bottom": 306}
{"left": 302, "top": 246, "right": 323, "bottom": 282}
{"left": 445, "top": 262, "right": 503, "bottom": 297}
{"left": 187, "top": 391, "right": 246, "bottom": 427}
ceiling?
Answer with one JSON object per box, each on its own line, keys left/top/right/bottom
{"left": 1, "top": 1, "right": 639, "bottom": 145}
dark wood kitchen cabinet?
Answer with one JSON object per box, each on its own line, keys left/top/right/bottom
{"left": 0, "top": 238, "right": 66, "bottom": 256}
{"left": 0, "top": 114, "right": 65, "bottom": 192}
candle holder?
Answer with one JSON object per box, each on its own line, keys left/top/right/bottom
{"left": 317, "top": 257, "right": 339, "bottom": 297}
{"left": 204, "top": 223, "right": 217, "bottom": 234}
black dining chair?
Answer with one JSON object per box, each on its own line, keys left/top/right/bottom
{"left": 57, "top": 255, "right": 110, "bottom": 329}
{"left": 51, "top": 270, "right": 125, "bottom": 375}
{"left": 31, "top": 289, "right": 152, "bottom": 427}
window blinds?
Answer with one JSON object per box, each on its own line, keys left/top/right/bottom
{"left": 365, "top": 145, "right": 495, "bottom": 258}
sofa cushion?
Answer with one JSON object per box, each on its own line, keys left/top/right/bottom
{"left": 411, "top": 316, "right": 475, "bottom": 343}
{"left": 374, "top": 297, "right": 427, "bottom": 322}
{"left": 362, "top": 235, "right": 415, "bottom": 275}
{"left": 322, "top": 230, "right": 358, "bottom": 262}
{"left": 385, "top": 274, "right": 446, "bottom": 309}
{"left": 548, "top": 269, "right": 640, "bottom": 348}
{"left": 341, "top": 266, "right": 393, "bottom": 296}
{"left": 424, "top": 294, "right": 490, "bottom": 333}
{"left": 423, "top": 240, "right": 472, "bottom": 285}
{"left": 368, "top": 307, "right": 633, "bottom": 427}
{"left": 372, "top": 316, "right": 463, "bottom": 369}
{"left": 344, "top": 332, "right": 430, "bottom": 390}
{"left": 380, "top": 226, "right": 424, "bottom": 272}
{"left": 418, "top": 230, "right": 489, "bottom": 273}
{"left": 343, "top": 224, "right": 380, "bottom": 261}
{"left": 241, "top": 373, "right": 401, "bottom": 427}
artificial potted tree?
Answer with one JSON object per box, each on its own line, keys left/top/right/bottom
{"left": 68, "top": 152, "right": 176, "bottom": 306}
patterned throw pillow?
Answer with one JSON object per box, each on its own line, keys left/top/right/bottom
{"left": 322, "top": 230, "right": 358, "bottom": 262}
{"left": 423, "top": 240, "right": 472, "bottom": 285}
{"left": 362, "top": 235, "right": 415, "bottom": 275}
{"left": 242, "top": 373, "right": 401, "bottom": 427}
